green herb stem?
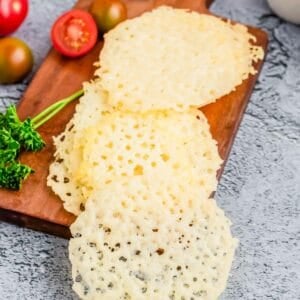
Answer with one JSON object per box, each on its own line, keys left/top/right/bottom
{"left": 32, "top": 89, "right": 83, "bottom": 129}
{"left": 0, "top": 89, "right": 84, "bottom": 190}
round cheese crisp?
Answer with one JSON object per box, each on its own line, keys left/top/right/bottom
{"left": 96, "top": 6, "right": 264, "bottom": 112}
{"left": 69, "top": 179, "right": 237, "bottom": 300}
{"left": 76, "top": 108, "right": 222, "bottom": 206}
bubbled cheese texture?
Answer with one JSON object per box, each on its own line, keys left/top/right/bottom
{"left": 76, "top": 109, "right": 222, "bottom": 204}
{"left": 69, "top": 179, "right": 238, "bottom": 300}
{"left": 46, "top": 6, "right": 245, "bottom": 299}
{"left": 47, "top": 80, "right": 113, "bottom": 215}
{"left": 96, "top": 6, "right": 264, "bottom": 112}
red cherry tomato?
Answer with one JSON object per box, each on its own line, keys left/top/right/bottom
{"left": 51, "top": 9, "right": 98, "bottom": 58}
{"left": 0, "top": 0, "right": 28, "bottom": 36}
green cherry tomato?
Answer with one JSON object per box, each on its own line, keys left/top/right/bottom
{"left": 90, "top": 0, "right": 127, "bottom": 34}
{"left": 0, "top": 37, "right": 33, "bottom": 84}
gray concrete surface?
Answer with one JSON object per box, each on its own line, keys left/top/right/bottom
{"left": 0, "top": 0, "right": 299, "bottom": 299}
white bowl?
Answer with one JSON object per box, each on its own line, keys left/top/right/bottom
{"left": 267, "top": 0, "right": 300, "bottom": 24}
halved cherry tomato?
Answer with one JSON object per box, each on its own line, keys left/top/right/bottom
{"left": 0, "top": 0, "right": 28, "bottom": 36}
{"left": 0, "top": 37, "right": 33, "bottom": 84}
{"left": 51, "top": 9, "right": 98, "bottom": 58}
{"left": 90, "top": 0, "right": 127, "bottom": 34}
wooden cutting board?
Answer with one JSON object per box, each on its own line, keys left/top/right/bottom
{"left": 0, "top": 0, "right": 268, "bottom": 238}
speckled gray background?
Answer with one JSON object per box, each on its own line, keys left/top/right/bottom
{"left": 0, "top": 0, "right": 299, "bottom": 299}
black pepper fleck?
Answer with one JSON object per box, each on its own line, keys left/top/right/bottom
{"left": 104, "top": 227, "right": 111, "bottom": 233}
{"left": 119, "top": 256, "right": 127, "bottom": 262}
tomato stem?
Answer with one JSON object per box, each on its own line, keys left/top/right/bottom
{"left": 32, "top": 89, "right": 84, "bottom": 129}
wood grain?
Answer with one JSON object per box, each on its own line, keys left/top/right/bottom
{"left": 0, "top": 0, "right": 268, "bottom": 238}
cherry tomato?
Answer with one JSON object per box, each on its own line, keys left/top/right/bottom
{"left": 51, "top": 9, "right": 98, "bottom": 58}
{"left": 0, "top": 37, "right": 33, "bottom": 84}
{"left": 90, "top": 0, "right": 127, "bottom": 34}
{"left": 0, "top": 0, "right": 28, "bottom": 36}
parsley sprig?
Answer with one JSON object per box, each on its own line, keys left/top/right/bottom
{"left": 0, "top": 89, "right": 83, "bottom": 190}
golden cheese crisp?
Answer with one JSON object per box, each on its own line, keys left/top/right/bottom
{"left": 47, "top": 7, "right": 244, "bottom": 298}
{"left": 75, "top": 108, "right": 222, "bottom": 210}
{"left": 69, "top": 179, "right": 237, "bottom": 300}
{"left": 48, "top": 86, "right": 222, "bottom": 216}
{"left": 96, "top": 6, "right": 264, "bottom": 112}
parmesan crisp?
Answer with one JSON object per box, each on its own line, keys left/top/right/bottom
{"left": 46, "top": 6, "right": 246, "bottom": 300}
{"left": 70, "top": 179, "right": 237, "bottom": 300}
{"left": 96, "top": 6, "right": 264, "bottom": 112}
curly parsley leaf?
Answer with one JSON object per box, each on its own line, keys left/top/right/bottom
{"left": 18, "top": 119, "right": 45, "bottom": 151}
{"left": 2, "top": 105, "right": 22, "bottom": 135}
{"left": 0, "top": 129, "right": 20, "bottom": 163}
{"left": 0, "top": 112, "right": 5, "bottom": 128}
{"left": 0, "top": 162, "right": 33, "bottom": 190}
{"left": 0, "top": 105, "right": 45, "bottom": 151}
